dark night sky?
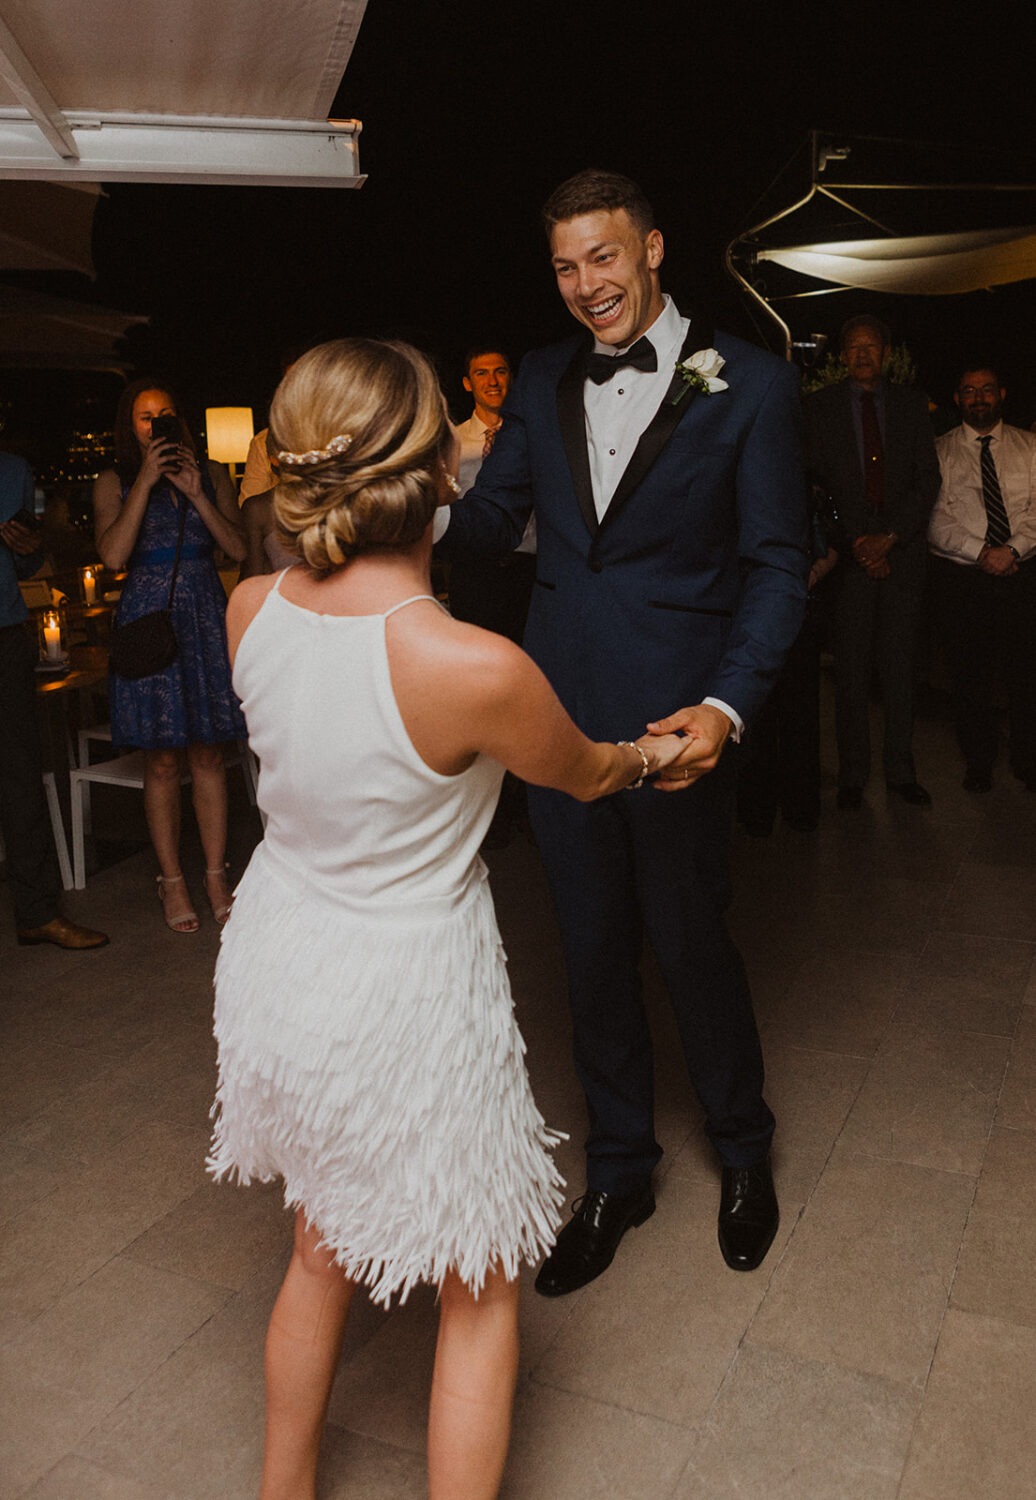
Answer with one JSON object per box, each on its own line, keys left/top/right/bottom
{"left": 10, "top": 0, "right": 1036, "bottom": 446}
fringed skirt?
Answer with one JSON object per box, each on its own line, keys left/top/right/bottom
{"left": 207, "top": 844, "right": 564, "bottom": 1306}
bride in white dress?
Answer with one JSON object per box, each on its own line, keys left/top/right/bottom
{"left": 208, "top": 338, "right": 684, "bottom": 1500}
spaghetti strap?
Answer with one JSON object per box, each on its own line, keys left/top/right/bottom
{"left": 382, "top": 593, "right": 444, "bottom": 620}
{"left": 270, "top": 566, "right": 296, "bottom": 596}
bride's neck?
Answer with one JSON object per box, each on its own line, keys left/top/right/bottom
{"left": 297, "top": 532, "right": 434, "bottom": 610}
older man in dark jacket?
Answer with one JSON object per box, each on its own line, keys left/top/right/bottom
{"left": 805, "top": 316, "right": 940, "bottom": 808}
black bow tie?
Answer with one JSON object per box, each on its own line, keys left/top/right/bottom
{"left": 585, "top": 336, "right": 657, "bottom": 385}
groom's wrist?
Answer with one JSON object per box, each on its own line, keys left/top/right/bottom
{"left": 703, "top": 697, "right": 742, "bottom": 742}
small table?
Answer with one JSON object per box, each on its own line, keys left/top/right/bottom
{"left": 35, "top": 643, "right": 109, "bottom": 701}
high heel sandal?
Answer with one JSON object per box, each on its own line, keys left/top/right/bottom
{"left": 205, "top": 865, "right": 234, "bottom": 926}
{"left": 157, "top": 873, "right": 199, "bottom": 934}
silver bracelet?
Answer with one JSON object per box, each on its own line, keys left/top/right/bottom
{"left": 617, "top": 740, "right": 650, "bottom": 790}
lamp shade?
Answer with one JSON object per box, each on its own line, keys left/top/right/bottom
{"left": 205, "top": 406, "right": 254, "bottom": 463}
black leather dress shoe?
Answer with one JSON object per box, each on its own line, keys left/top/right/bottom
{"left": 837, "top": 786, "right": 863, "bottom": 810}
{"left": 718, "top": 1158, "right": 779, "bottom": 1272}
{"left": 963, "top": 768, "right": 993, "bottom": 793}
{"left": 534, "top": 1187, "right": 655, "bottom": 1298}
{"left": 886, "top": 781, "right": 932, "bottom": 806}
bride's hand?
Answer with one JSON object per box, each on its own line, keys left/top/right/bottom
{"left": 635, "top": 732, "right": 685, "bottom": 775}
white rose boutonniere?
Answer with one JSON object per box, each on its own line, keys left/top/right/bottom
{"left": 671, "top": 347, "right": 729, "bottom": 406}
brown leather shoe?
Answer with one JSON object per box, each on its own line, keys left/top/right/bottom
{"left": 16, "top": 915, "right": 109, "bottom": 949}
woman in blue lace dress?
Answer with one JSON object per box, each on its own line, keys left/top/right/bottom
{"left": 94, "top": 380, "right": 246, "bottom": 932}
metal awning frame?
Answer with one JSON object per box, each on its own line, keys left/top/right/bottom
{"left": 726, "top": 131, "right": 1036, "bottom": 358}
{"left": 0, "top": 108, "right": 365, "bottom": 189}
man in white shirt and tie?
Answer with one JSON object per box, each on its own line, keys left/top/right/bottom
{"left": 449, "top": 346, "right": 537, "bottom": 642}
{"left": 929, "top": 365, "right": 1036, "bottom": 792}
{"left": 455, "top": 347, "right": 511, "bottom": 492}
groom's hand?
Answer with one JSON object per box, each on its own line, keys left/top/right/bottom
{"left": 645, "top": 704, "right": 732, "bottom": 791}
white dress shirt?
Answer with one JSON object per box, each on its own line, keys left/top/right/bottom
{"left": 584, "top": 294, "right": 688, "bottom": 520}
{"left": 930, "top": 420, "right": 1036, "bottom": 564}
{"left": 455, "top": 412, "right": 497, "bottom": 495}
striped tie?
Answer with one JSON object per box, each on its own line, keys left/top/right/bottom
{"left": 978, "top": 435, "right": 1010, "bottom": 547}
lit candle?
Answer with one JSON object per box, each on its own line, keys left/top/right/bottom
{"left": 82, "top": 567, "right": 96, "bottom": 605}
{"left": 43, "top": 612, "right": 62, "bottom": 661}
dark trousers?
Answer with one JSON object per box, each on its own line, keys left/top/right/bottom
{"left": 929, "top": 555, "right": 1036, "bottom": 778}
{"left": 528, "top": 760, "right": 773, "bottom": 1194}
{"left": 0, "top": 622, "right": 60, "bottom": 929}
{"left": 737, "top": 607, "right": 824, "bottom": 827}
{"left": 834, "top": 566, "right": 923, "bottom": 786}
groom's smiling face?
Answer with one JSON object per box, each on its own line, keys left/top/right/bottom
{"left": 550, "top": 208, "right": 664, "bottom": 348}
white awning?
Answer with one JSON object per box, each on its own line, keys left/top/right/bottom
{"left": 758, "top": 225, "right": 1036, "bottom": 296}
{"left": 0, "top": 0, "right": 367, "bottom": 187}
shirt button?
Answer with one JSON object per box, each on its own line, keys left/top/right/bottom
{"left": 609, "top": 448, "right": 616, "bottom": 456}
{"left": 617, "top": 387, "right": 625, "bottom": 395}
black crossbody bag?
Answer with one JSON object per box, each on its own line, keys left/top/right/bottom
{"left": 108, "top": 496, "right": 188, "bottom": 680}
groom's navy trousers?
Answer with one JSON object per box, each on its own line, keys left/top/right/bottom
{"left": 446, "top": 323, "right": 808, "bottom": 1192}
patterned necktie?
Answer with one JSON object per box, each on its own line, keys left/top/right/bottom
{"left": 978, "top": 435, "right": 1010, "bottom": 546}
{"left": 585, "top": 335, "right": 657, "bottom": 385}
{"left": 482, "top": 425, "right": 498, "bottom": 459}
{"left": 860, "top": 391, "right": 884, "bottom": 508}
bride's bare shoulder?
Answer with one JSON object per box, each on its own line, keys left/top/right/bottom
{"left": 405, "top": 607, "right": 540, "bottom": 704}
{"left": 226, "top": 572, "right": 281, "bottom": 656}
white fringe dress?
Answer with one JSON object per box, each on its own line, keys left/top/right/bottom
{"left": 207, "top": 576, "right": 564, "bottom": 1305}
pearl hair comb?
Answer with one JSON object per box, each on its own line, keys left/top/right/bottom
{"left": 277, "top": 433, "right": 354, "bottom": 467}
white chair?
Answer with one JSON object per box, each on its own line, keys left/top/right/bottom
{"left": 68, "top": 738, "right": 262, "bottom": 889}
{"left": 0, "top": 772, "right": 73, "bottom": 892}
{"left": 43, "top": 771, "right": 74, "bottom": 891}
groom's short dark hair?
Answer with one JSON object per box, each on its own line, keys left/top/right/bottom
{"left": 542, "top": 170, "right": 655, "bottom": 238}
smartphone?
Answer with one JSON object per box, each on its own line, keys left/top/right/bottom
{"left": 10, "top": 506, "right": 42, "bottom": 532}
{"left": 150, "top": 414, "right": 181, "bottom": 444}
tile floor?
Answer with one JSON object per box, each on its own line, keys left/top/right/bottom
{"left": 2, "top": 686, "right": 1035, "bottom": 1498}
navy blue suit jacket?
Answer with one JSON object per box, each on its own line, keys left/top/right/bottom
{"left": 446, "top": 323, "right": 809, "bottom": 744}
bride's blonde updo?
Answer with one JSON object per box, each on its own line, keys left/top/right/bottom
{"left": 270, "top": 338, "right": 447, "bottom": 573}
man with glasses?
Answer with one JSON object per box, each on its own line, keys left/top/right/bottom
{"left": 929, "top": 365, "right": 1036, "bottom": 793}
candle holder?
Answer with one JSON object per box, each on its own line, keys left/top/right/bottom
{"left": 80, "top": 565, "right": 99, "bottom": 606}
{"left": 37, "top": 603, "right": 69, "bottom": 669}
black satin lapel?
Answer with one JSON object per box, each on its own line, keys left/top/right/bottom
{"left": 601, "top": 323, "right": 706, "bottom": 529}
{"left": 557, "top": 346, "right": 598, "bottom": 537}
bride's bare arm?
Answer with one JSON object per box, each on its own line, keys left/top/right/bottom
{"left": 391, "top": 615, "right": 685, "bottom": 800}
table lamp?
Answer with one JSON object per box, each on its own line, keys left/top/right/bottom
{"left": 205, "top": 407, "right": 254, "bottom": 480}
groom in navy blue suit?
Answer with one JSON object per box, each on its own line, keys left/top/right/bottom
{"left": 442, "top": 170, "right": 808, "bottom": 1293}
